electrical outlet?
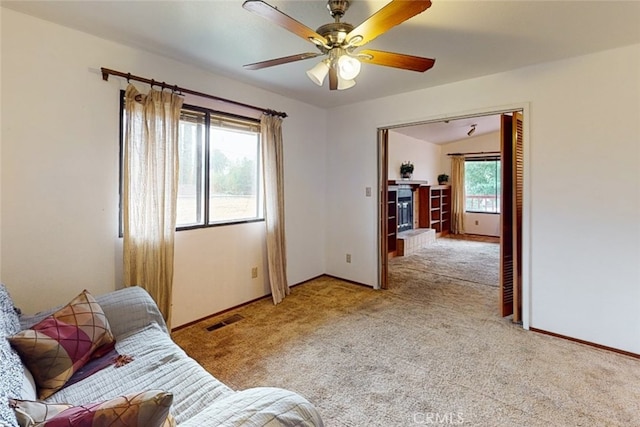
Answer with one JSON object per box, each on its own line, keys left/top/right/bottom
{"left": 365, "top": 187, "right": 372, "bottom": 197}
{"left": 251, "top": 267, "right": 258, "bottom": 278}
{"left": 346, "top": 254, "right": 352, "bottom": 263}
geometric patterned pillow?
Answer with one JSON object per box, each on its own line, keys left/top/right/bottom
{"left": 11, "top": 400, "right": 73, "bottom": 426}
{"left": 10, "top": 390, "right": 175, "bottom": 427}
{"left": 8, "top": 290, "right": 115, "bottom": 399}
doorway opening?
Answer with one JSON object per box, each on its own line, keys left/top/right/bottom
{"left": 378, "top": 109, "right": 525, "bottom": 323}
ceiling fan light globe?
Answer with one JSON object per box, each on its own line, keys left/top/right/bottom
{"left": 337, "top": 55, "right": 361, "bottom": 80}
{"left": 337, "top": 76, "right": 356, "bottom": 90}
{"left": 306, "top": 61, "right": 330, "bottom": 86}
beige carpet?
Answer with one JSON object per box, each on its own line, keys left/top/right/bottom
{"left": 173, "top": 239, "right": 640, "bottom": 426}
{"left": 391, "top": 236, "right": 500, "bottom": 287}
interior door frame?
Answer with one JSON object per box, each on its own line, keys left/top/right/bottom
{"left": 377, "top": 103, "right": 531, "bottom": 329}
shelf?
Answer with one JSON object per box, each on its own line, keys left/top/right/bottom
{"left": 388, "top": 187, "right": 398, "bottom": 253}
{"left": 418, "top": 184, "right": 451, "bottom": 235}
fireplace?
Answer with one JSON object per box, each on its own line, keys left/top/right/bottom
{"left": 397, "top": 186, "right": 413, "bottom": 233}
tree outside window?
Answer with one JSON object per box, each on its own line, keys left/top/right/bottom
{"left": 464, "top": 158, "right": 501, "bottom": 213}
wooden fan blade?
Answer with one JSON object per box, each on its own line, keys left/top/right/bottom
{"left": 329, "top": 67, "right": 338, "bottom": 90}
{"left": 244, "top": 52, "right": 322, "bottom": 70}
{"left": 347, "top": 0, "right": 432, "bottom": 47}
{"left": 243, "top": 0, "right": 328, "bottom": 45}
{"left": 358, "top": 49, "right": 435, "bottom": 72}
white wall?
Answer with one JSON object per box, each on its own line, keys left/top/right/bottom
{"left": 325, "top": 44, "right": 640, "bottom": 354}
{"left": 440, "top": 131, "right": 501, "bottom": 176}
{"left": 0, "top": 7, "right": 4, "bottom": 281}
{"left": 442, "top": 131, "right": 501, "bottom": 237}
{"left": 388, "top": 131, "right": 440, "bottom": 183}
{"left": 1, "top": 9, "right": 327, "bottom": 327}
{"left": 462, "top": 212, "right": 499, "bottom": 237}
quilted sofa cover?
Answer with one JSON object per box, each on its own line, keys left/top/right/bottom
{"left": 1, "top": 285, "right": 323, "bottom": 426}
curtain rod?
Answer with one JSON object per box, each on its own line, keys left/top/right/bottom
{"left": 100, "top": 67, "right": 287, "bottom": 118}
{"left": 447, "top": 151, "right": 500, "bottom": 156}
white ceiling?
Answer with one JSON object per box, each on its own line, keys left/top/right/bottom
{"left": 3, "top": 0, "right": 639, "bottom": 111}
{"left": 392, "top": 113, "right": 501, "bottom": 144}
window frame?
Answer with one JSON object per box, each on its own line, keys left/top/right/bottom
{"left": 119, "top": 91, "right": 264, "bottom": 236}
{"left": 464, "top": 156, "right": 501, "bottom": 215}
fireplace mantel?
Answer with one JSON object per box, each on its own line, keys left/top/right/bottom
{"left": 388, "top": 180, "right": 429, "bottom": 191}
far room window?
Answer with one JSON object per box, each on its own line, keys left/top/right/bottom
{"left": 120, "top": 92, "right": 264, "bottom": 233}
{"left": 464, "top": 157, "right": 501, "bottom": 214}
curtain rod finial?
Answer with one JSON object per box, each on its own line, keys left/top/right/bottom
{"left": 264, "top": 109, "right": 288, "bottom": 118}
{"left": 101, "top": 68, "right": 109, "bottom": 81}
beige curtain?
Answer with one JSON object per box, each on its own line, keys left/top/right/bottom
{"left": 261, "top": 114, "right": 289, "bottom": 304}
{"left": 451, "top": 155, "right": 466, "bottom": 235}
{"left": 123, "top": 84, "right": 184, "bottom": 327}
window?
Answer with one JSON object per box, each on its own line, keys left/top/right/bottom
{"left": 121, "top": 94, "right": 263, "bottom": 232}
{"left": 176, "top": 107, "right": 263, "bottom": 228}
{"left": 464, "top": 157, "right": 501, "bottom": 213}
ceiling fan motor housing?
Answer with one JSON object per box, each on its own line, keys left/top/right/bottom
{"left": 316, "top": 22, "right": 355, "bottom": 52}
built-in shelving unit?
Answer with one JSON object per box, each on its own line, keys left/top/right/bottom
{"left": 418, "top": 185, "right": 451, "bottom": 237}
{"left": 387, "top": 186, "right": 398, "bottom": 255}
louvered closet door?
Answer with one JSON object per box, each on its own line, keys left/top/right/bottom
{"left": 499, "top": 113, "right": 523, "bottom": 321}
{"left": 513, "top": 112, "right": 524, "bottom": 322}
{"left": 379, "top": 128, "right": 390, "bottom": 290}
{"left": 500, "top": 115, "right": 515, "bottom": 317}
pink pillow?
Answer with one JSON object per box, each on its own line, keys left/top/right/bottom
{"left": 9, "top": 290, "right": 114, "bottom": 399}
{"left": 11, "top": 390, "right": 175, "bottom": 427}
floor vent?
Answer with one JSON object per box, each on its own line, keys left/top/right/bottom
{"left": 206, "top": 314, "right": 244, "bottom": 331}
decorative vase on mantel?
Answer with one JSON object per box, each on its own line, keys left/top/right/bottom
{"left": 401, "top": 172, "right": 413, "bottom": 180}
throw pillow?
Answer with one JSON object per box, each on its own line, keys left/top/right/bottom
{"left": 20, "top": 366, "right": 37, "bottom": 401}
{"left": 10, "top": 390, "right": 175, "bottom": 427}
{"left": 8, "top": 290, "right": 115, "bottom": 399}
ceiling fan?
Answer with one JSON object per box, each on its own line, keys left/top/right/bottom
{"left": 242, "top": 0, "right": 436, "bottom": 90}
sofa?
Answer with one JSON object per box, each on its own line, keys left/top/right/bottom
{"left": 0, "top": 284, "right": 324, "bottom": 426}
